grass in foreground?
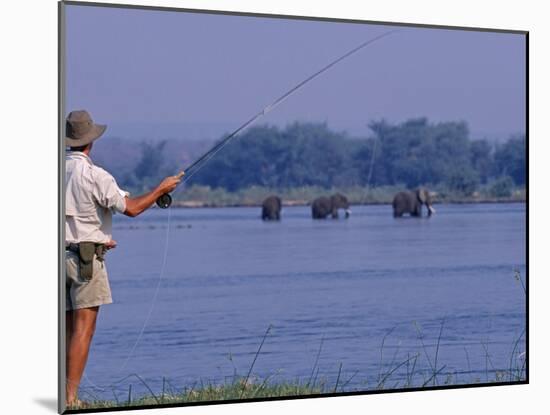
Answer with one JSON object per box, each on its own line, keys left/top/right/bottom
{"left": 73, "top": 364, "right": 526, "bottom": 410}
{"left": 74, "top": 337, "right": 526, "bottom": 410}
{"left": 74, "top": 379, "right": 324, "bottom": 409}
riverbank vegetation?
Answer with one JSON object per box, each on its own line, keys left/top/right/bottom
{"left": 93, "top": 118, "right": 526, "bottom": 206}
{"left": 171, "top": 183, "right": 525, "bottom": 208}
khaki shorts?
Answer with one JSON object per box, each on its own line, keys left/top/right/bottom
{"left": 66, "top": 250, "right": 113, "bottom": 310}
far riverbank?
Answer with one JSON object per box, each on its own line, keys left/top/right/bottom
{"left": 168, "top": 185, "right": 526, "bottom": 208}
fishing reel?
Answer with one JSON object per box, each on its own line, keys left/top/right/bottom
{"left": 156, "top": 171, "right": 185, "bottom": 209}
{"left": 156, "top": 193, "right": 172, "bottom": 209}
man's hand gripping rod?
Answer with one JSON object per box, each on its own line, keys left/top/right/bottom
{"left": 155, "top": 30, "right": 397, "bottom": 209}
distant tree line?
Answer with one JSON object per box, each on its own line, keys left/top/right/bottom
{"left": 104, "top": 118, "right": 525, "bottom": 197}
{"left": 193, "top": 118, "right": 525, "bottom": 195}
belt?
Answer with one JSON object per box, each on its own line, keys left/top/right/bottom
{"left": 65, "top": 242, "right": 107, "bottom": 262}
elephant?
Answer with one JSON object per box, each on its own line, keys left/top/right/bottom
{"left": 311, "top": 193, "right": 351, "bottom": 219}
{"left": 261, "top": 195, "right": 282, "bottom": 221}
{"left": 392, "top": 188, "right": 436, "bottom": 218}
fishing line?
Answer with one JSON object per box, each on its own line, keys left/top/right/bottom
{"left": 118, "top": 206, "right": 173, "bottom": 374}
{"left": 82, "top": 207, "right": 173, "bottom": 392}
{"left": 81, "top": 29, "right": 398, "bottom": 395}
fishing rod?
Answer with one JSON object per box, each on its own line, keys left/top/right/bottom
{"left": 155, "top": 29, "right": 398, "bottom": 209}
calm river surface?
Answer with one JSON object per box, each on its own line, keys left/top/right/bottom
{"left": 81, "top": 203, "right": 526, "bottom": 399}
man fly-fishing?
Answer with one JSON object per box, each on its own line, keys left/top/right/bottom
{"left": 64, "top": 110, "right": 183, "bottom": 408}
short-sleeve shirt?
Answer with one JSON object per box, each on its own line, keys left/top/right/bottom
{"left": 65, "top": 151, "right": 128, "bottom": 244}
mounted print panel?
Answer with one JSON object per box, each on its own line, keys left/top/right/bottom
{"left": 59, "top": 1, "right": 527, "bottom": 412}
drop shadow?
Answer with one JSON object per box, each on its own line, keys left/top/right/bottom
{"left": 34, "top": 398, "right": 58, "bottom": 413}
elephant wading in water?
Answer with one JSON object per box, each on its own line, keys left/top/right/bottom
{"left": 311, "top": 193, "right": 351, "bottom": 219}
{"left": 261, "top": 195, "right": 282, "bottom": 221}
{"left": 392, "top": 188, "right": 436, "bottom": 218}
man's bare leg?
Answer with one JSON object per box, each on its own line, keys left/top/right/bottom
{"left": 66, "top": 306, "right": 99, "bottom": 407}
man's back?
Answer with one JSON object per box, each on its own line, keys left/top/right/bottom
{"left": 65, "top": 151, "right": 126, "bottom": 244}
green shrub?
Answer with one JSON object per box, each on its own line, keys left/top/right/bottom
{"left": 488, "top": 176, "right": 514, "bottom": 198}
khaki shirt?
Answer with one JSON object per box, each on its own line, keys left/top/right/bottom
{"left": 65, "top": 151, "right": 128, "bottom": 244}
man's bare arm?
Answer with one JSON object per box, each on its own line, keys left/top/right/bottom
{"left": 124, "top": 173, "right": 184, "bottom": 217}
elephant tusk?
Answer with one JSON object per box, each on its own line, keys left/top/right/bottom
{"left": 428, "top": 205, "right": 436, "bottom": 214}
{"left": 345, "top": 209, "right": 352, "bottom": 217}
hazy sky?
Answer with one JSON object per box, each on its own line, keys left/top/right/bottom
{"left": 65, "top": 4, "right": 526, "bottom": 140}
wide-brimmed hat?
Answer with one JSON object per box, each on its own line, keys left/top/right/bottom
{"left": 65, "top": 110, "right": 107, "bottom": 147}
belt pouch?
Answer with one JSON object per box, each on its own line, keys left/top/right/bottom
{"left": 78, "top": 242, "right": 96, "bottom": 280}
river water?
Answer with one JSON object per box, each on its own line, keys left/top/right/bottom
{"left": 80, "top": 203, "right": 526, "bottom": 400}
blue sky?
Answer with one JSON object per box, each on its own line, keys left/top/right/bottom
{"left": 65, "top": 4, "right": 526, "bottom": 140}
